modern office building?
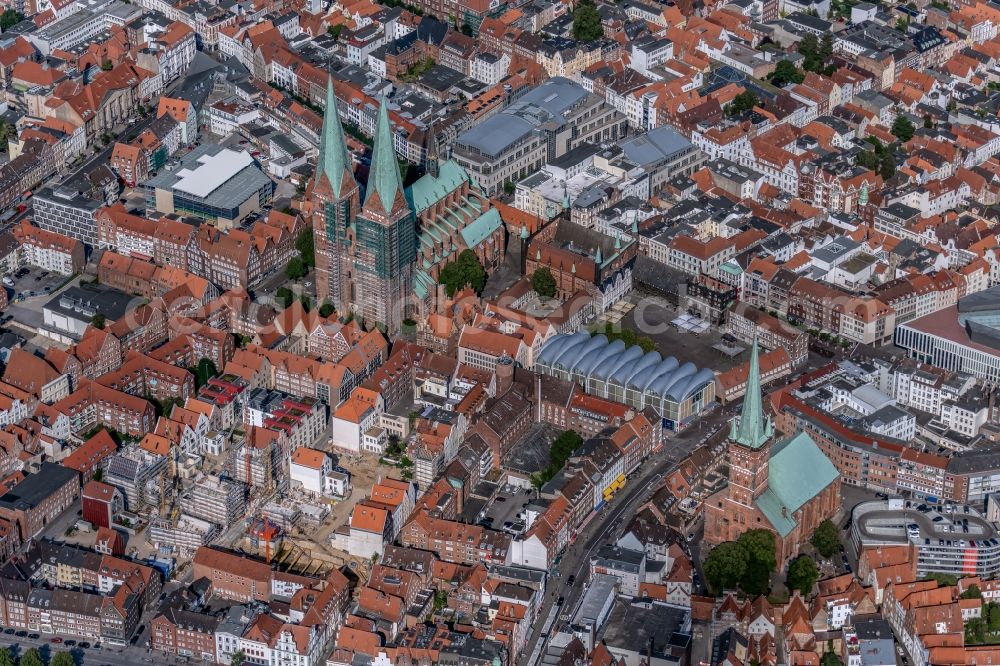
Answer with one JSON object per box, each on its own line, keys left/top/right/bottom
{"left": 534, "top": 331, "right": 716, "bottom": 430}
{"left": 144, "top": 145, "right": 273, "bottom": 228}
{"left": 452, "top": 77, "right": 627, "bottom": 195}
{"left": 851, "top": 498, "right": 1000, "bottom": 578}
{"left": 33, "top": 186, "right": 104, "bottom": 246}
{"left": 895, "top": 284, "right": 1000, "bottom": 382}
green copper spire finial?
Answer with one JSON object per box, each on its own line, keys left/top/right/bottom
{"left": 729, "top": 337, "right": 774, "bottom": 449}
{"left": 364, "top": 96, "right": 405, "bottom": 212}
{"left": 595, "top": 246, "right": 603, "bottom": 264}
{"left": 318, "top": 77, "right": 352, "bottom": 195}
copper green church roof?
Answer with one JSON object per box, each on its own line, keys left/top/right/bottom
{"left": 758, "top": 432, "right": 840, "bottom": 536}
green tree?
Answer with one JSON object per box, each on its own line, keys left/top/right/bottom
{"left": 926, "top": 572, "right": 958, "bottom": 586}
{"left": 319, "top": 302, "right": 336, "bottom": 318}
{"left": 637, "top": 336, "right": 656, "bottom": 353}
{"left": 878, "top": 154, "right": 896, "bottom": 180}
{"left": 296, "top": 229, "right": 315, "bottom": 267}
{"left": 769, "top": 60, "right": 805, "bottom": 87}
{"left": 810, "top": 520, "right": 840, "bottom": 558}
{"left": 967, "top": 617, "right": 988, "bottom": 644}
{"left": 328, "top": 24, "right": 343, "bottom": 39}
{"left": 892, "top": 114, "right": 915, "bottom": 142}
{"left": 0, "top": 647, "right": 14, "bottom": 666}
{"left": 102, "top": 59, "right": 113, "bottom": 71}
{"left": 503, "top": 181, "right": 516, "bottom": 195}
{"left": 855, "top": 150, "right": 878, "bottom": 170}
{"left": 20, "top": 649, "right": 44, "bottom": 666}
{"left": 286, "top": 257, "right": 307, "bottom": 280}
{"left": 988, "top": 603, "right": 1000, "bottom": 633}
{"left": 232, "top": 651, "right": 246, "bottom": 666}
{"left": 821, "top": 648, "right": 843, "bottom": 666}
{"left": 0, "top": 9, "right": 24, "bottom": 30}
{"left": 726, "top": 91, "right": 760, "bottom": 116}
{"left": 620, "top": 328, "right": 638, "bottom": 347}
{"left": 276, "top": 286, "right": 294, "bottom": 308}
{"left": 188, "top": 358, "right": 219, "bottom": 389}
{"left": 572, "top": 0, "right": 603, "bottom": 41}
{"left": 532, "top": 429, "right": 584, "bottom": 487}
{"left": 51, "top": 652, "right": 75, "bottom": 666}
{"left": 799, "top": 33, "right": 822, "bottom": 72}
{"left": 91, "top": 313, "right": 106, "bottom": 329}
{"left": 962, "top": 584, "right": 983, "bottom": 599}
{"left": 923, "top": 114, "right": 934, "bottom": 129}
{"left": 0, "top": 120, "right": 15, "bottom": 149}
{"left": 740, "top": 529, "right": 777, "bottom": 572}
{"left": 438, "top": 249, "right": 487, "bottom": 297}
{"left": 819, "top": 33, "right": 834, "bottom": 60}
{"left": 787, "top": 556, "right": 819, "bottom": 595}
{"left": 532, "top": 267, "right": 557, "bottom": 298}
{"left": 704, "top": 541, "right": 748, "bottom": 592}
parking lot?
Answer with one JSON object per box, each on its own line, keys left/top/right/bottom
{"left": 479, "top": 485, "right": 534, "bottom": 535}
{"left": 6, "top": 266, "right": 70, "bottom": 303}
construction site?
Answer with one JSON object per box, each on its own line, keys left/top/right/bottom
{"left": 106, "top": 421, "right": 393, "bottom": 586}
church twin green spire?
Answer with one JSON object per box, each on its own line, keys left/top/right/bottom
{"left": 729, "top": 337, "right": 774, "bottom": 449}
{"left": 364, "top": 96, "right": 405, "bottom": 214}
{"left": 317, "top": 78, "right": 353, "bottom": 196}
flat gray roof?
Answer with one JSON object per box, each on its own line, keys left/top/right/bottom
{"left": 146, "top": 144, "right": 272, "bottom": 208}
{"left": 456, "top": 77, "right": 591, "bottom": 158}
{"left": 621, "top": 125, "right": 693, "bottom": 167}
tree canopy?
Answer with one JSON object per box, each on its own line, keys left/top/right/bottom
{"left": 532, "top": 267, "right": 557, "bottom": 299}
{"left": 319, "top": 302, "right": 336, "bottom": 318}
{"left": 296, "top": 229, "right": 315, "bottom": 267}
{"left": 769, "top": 60, "right": 805, "bottom": 87}
{"left": 962, "top": 584, "right": 983, "bottom": 599}
{"left": 572, "top": 0, "right": 603, "bottom": 41}
{"left": 51, "top": 652, "right": 76, "bottom": 666}
{"left": 532, "top": 430, "right": 583, "bottom": 488}
{"left": 20, "top": 649, "right": 43, "bottom": 666}
{"left": 703, "top": 541, "right": 747, "bottom": 591}
{"left": 438, "top": 249, "right": 487, "bottom": 297}
{"left": 189, "top": 358, "right": 219, "bottom": 389}
{"left": 276, "top": 286, "right": 294, "bottom": 308}
{"left": 0, "top": 9, "right": 23, "bottom": 30}
{"left": 726, "top": 91, "right": 760, "bottom": 116}
{"left": 286, "top": 257, "right": 307, "bottom": 280}
{"left": 891, "top": 114, "right": 916, "bottom": 142}
{"left": 703, "top": 529, "right": 777, "bottom": 596}
{"left": 810, "top": 520, "right": 840, "bottom": 558}
{"left": 787, "top": 556, "right": 819, "bottom": 595}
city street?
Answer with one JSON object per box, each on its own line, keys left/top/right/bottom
{"left": 0, "top": 634, "right": 173, "bottom": 666}
{"left": 516, "top": 412, "right": 734, "bottom": 666}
